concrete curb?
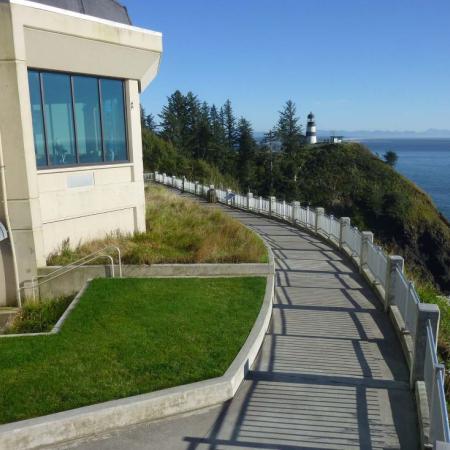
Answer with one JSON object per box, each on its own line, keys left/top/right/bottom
{"left": 415, "top": 380, "right": 432, "bottom": 449}
{"left": 0, "top": 282, "right": 91, "bottom": 339}
{"left": 0, "top": 273, "right": 274, "bottom": 449}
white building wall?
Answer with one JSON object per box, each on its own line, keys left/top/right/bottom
{"left": 0, "top": 1, "right": 161, "bottom": 305}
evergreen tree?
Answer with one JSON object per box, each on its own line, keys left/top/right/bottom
{"left": 276, "top": 100, "right": 304, "bottom": 155}
{"left": 210, "top": 104, "right": 226, "bottom": 147}
{"left": 145, "top": 113, "right": 157, "bottom": 132}
{"left": 237, "top": 118, "right": 257, "bottom": 190}
{"left": 184, "top": 91, "right": 201, "bottom": 158}
{"left": 222, "top": 99, "right": 238, "bottom": 150}
{"left": 194, "top": 101, "right": 213, "bottom": 160}
{"left": 384, "top": 150, "right": 398, "bottom": 167}
{"left": 159, "top": 90, "right": 189, "bottom": 152}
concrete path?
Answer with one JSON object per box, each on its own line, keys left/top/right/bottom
{"left": 58, "top": 204, "right": 419, "bottom": 450}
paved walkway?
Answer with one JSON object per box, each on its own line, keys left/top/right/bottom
{"left": 59, "top": 204, "right": 419, "bottom": 450}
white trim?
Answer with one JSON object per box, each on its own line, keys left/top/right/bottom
{"left": 41, "top": 205, "right": 135, "bottom": 225}
{"left": 10, "top": 0, "right": 162, "bottom": 38}
{"left": 37, "top": 163, "right": 134, "bottom": 175}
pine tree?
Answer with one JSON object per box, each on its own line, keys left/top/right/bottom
{"left": 194, "top": 101, "right": 212, "bottom": 160}
{"left": 276, "top": 100, "right": 304, "bottom": 155}
{"left": 210, "top": 104, "right": 226, "bottom": 146}
{"left": 222, "top": 99, "right": 238, "bottom": 150}
{"left": 145, "top": 113, "right": 157, "bottom": 132}
{"left": 159, "top": 90, "right": 188, "bottom": 152}
{"left": 237, "top": 117, "right": 256, "bottom": 190}
{"left": 184, "top": 92, "right": 202, "bottom": 158}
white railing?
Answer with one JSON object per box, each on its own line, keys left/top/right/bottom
{"left": 393, "top": 268, "right": 420, "bottom": 340}
{"left": 367, "top": 242, "right": 388, "bottom": 286}
{"left": 148, "top": 170, "right": 449, "bottom": 444}
{"left": 425, "top": 321, "right": 450, "bottom": 444}
{"left": 344, "top": 225, "right": 362, "bottom": 257}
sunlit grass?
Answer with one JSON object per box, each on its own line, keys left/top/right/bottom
{"left": 47, "top": 185, "right": 268, "bottom": 265}
{"left": 0, "top": 277, "right": 265, "bottom": 424}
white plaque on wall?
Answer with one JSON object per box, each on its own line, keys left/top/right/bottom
{"left": 67, "top": 173, "right": 95, "bottom": 189}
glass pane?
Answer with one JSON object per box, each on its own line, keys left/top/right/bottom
{"left": 28, "top": 71, "right": 47, "bottom": 167}
{"left": 42, "top": 72, "right": 76, "bottom": 166}
{"left": 100, "top": 79, "right": 127, "bottom": 162}
{"left": 73, "top": 76, "right": 103, "bottom": 164}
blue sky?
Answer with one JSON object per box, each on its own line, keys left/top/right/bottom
{"left": 124, "top": 0, "right": 450, "bottom": 132}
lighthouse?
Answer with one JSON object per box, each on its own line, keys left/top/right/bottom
{"left": 306, "top": 112, "right": 317, "bottom": 145}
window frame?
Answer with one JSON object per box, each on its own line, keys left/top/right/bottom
{"left": 28, "top": 68, "right": 129, "bottom": 170}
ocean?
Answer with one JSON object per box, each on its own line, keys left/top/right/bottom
{"left": 358, "top": 139, "right": 450, "bottom": 221}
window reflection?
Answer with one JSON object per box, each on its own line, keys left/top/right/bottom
{"left": 100, "top": 79, "right": 127, "bottom": 162}
{"left": 28, "top": 71, "right": 47, "bottom": 167}
{"left": 28, "top": 71, "right": 128, "bottom": 168}
{"left": 42, "top": 72, "right": 77, "bottom": 165}
{"left": 73, "top": 76, "right": 103, "bottom": 164}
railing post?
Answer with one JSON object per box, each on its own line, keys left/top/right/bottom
{"left": 339, "top": 217, "right": 351, "bottom": 249}
{"left": 247, "top": 192, "right": 253, "bottom": 210}
{"left": 162, "top": 173, "right": 166, "bottom": 185}
{"left": 410, "top": 304, "right": 440, "bottom": 387}
{"left": 360, "top": 231, "right": 374, "bottom": 269}
{"left": 315, "top": 207, "right": 324, "bottom": 233}
{"left": 282, "top": 200, "right": 286, "bottom": 219}
{"left": 154, "top": 170, "right": 159, "bottom": 183}
{"left": 269, "top": 196, "right": 276, "bottom": 217}
{"left": 207, "top": 184, "right": 216, "bottom": 203}
{"left": 194, "top": 181, "right": 199, "bottom": 196}
{"left": 292, "top": 201, "right": 300, "bottom": 224}
{"left": 385, "top": 255, "right": 405, "bottom": 312}
{"left": 258, "top": 196, "right": 263, "bottom": 213}
{"left": 182, "top": 176, "right": 186, "bottom": 193}
{"left": 225, "top": 188, "right": 231, "bottom": 206}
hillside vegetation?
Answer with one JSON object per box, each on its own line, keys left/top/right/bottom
{"left": 141, "top": 91, "right": 449, "bottom": 292}
{"left": 297, "top": 142, "right": 450, "bottom": 292}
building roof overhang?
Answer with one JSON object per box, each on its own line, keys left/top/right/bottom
{"left": 2, "top": 0, "right": 162, "bottom": 91}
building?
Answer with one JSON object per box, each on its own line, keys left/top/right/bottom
{"left": 330, "top": 136, "right": 344, "bottom": 144}
{"left": 0, "top": 0, "right": 162, "bottom": 306}
{"left": 306, "top": 112, "right": 317, "bottom": 144}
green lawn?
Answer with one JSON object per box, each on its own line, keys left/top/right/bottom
{"left": 0, "top": 277, "right": 266, "bottom": 424}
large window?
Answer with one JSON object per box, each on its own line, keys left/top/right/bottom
{"left": 28, "top": 70, "right": 128, "bottom": 168}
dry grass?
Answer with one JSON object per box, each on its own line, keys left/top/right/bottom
{"left": 47, "top": 185, "right": 268, "bottom": 265}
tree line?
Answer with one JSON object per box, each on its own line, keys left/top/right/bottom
{"left": 141, "top": 90, "right": 311, "bottom": 199}
{"left": 142, "top": 90, "right": 398, "bottom": 202}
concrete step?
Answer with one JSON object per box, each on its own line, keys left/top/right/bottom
{"left": 0, "top": 307, "right": 19, "bottom": 331}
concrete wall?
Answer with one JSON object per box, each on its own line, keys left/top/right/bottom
{"left": 37, "top": 263, "right": 274, "bottom": 299}
{"left": 0, "top": 0, "right": 162, "bottom": 305}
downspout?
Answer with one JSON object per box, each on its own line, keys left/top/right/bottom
{"left": 0, "top": 132, "right": 22, "bottom": 307}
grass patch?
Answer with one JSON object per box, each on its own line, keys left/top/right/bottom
{"left": 4, "top": 297, "right": 73, "bottom": 334}
{"left": 47, "top": 185, "right": 268, "bottom": 266}
{"left": 0, "top": 277, "right": 266, "bottom": 424}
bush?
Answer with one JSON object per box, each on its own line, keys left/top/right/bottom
{"left": 5, "top": 297, "right": 72, "bottom": 334}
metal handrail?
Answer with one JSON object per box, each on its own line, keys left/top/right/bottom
{"left": 24, "top": 246, "right": 122, "bottom": 300}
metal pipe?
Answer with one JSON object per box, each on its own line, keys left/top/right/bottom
{"left": 0, "top": 132, "right": 22, "bottom": 307}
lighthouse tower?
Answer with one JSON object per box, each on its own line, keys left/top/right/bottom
{"left": 306, "top": 112, "right": 317, "bottom": 145}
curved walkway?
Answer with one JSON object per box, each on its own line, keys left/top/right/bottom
{"left": 60, "top": 204, "right": 419, "bottom": 450}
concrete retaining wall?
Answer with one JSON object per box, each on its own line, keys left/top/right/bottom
{"left": 37, "top": 263, "right": 273, "bottom": 299}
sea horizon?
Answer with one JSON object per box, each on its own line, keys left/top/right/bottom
{"left": 358, "top": 138, "right": 450, "bottom": 221}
